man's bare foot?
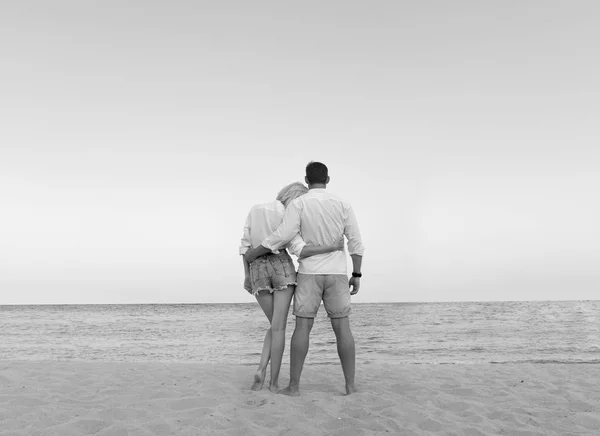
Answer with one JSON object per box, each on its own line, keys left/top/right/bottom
{"left": 278, "top": 385, "right": 300, "bottom": 396}
{"left": 250, "top": 370, "right": 266, "bottom": 391}
{"left": 345, "top": 384, "right": 358, "bottom": 395}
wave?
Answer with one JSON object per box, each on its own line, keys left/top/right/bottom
{"left": 490, "top": 359, "right": 600, "bottom": 364}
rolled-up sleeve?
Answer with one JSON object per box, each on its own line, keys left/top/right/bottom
{"left": 286, "top": 233, "right": 307, "bottom": 258}
{"left": 262, "top": 201, "right": 302, "bottom": 252}
{"left": 239, "top": 213, "right": 252, "bottom": 255}
{"left": 344, "top": 206, "right": 364, "bottom": 256}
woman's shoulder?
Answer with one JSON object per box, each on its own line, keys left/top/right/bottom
{"left": 249, "top": 200, "right": 285, "bottom": 214}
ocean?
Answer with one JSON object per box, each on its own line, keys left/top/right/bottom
{"left": 1, "top": 301, "right": 599, "bottom": 365}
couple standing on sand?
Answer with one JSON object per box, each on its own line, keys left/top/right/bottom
{"left": 240, "top": 161, "right": 364, "bottom": 396}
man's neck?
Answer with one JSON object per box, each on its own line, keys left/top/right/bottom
{"left": 308, "top": 183, "right": 327, "bottom": 190}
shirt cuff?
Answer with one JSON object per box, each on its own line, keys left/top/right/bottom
{"left": 262, "top": 243, "right": 280, "bottom": 255}
{"left": 239, "top": 246, "right": 250, "bottom": 255}
{"left": 287, "top": 240, "right": 306, "bottom": 258}
{"left": 348, "top": 245, "right": 365, "bottom": 256}
{"left": 262, "top": 239, "right": 279, "bottom": 252}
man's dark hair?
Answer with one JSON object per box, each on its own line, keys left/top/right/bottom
{"left": 306, "top": 161, "right": 328, "bottom": 184}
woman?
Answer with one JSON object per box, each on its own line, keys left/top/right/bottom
{"left": 240, "top": 182, "right": 343, "bottom": 391}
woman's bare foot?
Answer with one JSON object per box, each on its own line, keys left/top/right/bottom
{"left": 278, "top": 385, "right": 300, "bottom": 396}
{"left": 251, "top": 370, "right": 266, "bottom": 391}
{"left": 268, "top": 382, "right": 279, "bottom": 393}
{"left": 345, "top": 384, "right": 358, "bottom": 395}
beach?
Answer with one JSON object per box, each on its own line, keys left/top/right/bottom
{"left": 1, "top": 361, "right": 599, "bottom": 436}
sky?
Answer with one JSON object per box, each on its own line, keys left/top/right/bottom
{"left": 1, "top": 1, "right": 598, "bottom": 304}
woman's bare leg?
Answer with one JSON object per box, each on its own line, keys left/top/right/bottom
{"left": 252, "top": 291, "right": 274, "bottom": 390}
{"left": 269, "top": 285, "right": 294, "bottom": 392}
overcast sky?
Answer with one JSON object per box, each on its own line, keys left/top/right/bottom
{"left": 1, "top": 1, "right": 598, "bottom": 304}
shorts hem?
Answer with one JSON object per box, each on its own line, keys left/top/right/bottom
{"left": 293, "top": 312, "right": 317, "bottom": 319}
{"left": 251, "top": 281, "right": 297, "bottom": 296}
{"left": 327, "top": 312, "right": 351, "bottom": 319}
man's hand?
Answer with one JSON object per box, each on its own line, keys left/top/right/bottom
{"left": 244, "top": 276, "right": 252, "bottom": 292}
{"left": 244, "top": 248, "right": 258, "bottom": 264}
{"left": 349, "top": 276, "right": 360, "bottom": 295}
{"left": 244, "top": 245, "right": 271, "bottom": 263}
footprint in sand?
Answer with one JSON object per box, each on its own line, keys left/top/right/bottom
{"left": 244, "top": 398, "right": 268, "bottom": 408}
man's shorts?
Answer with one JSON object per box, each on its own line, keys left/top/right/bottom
{"left": 247, "top": 250, "right": 297, "bottom": 296}
{"left": 293, "top": 273, "right": 351, "bottom": 319}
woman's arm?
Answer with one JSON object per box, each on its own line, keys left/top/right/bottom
{"left": 246, "top": 237, "right": 345, "bottom": 262}
{"left": 240, "top": 212, "right": 253, "bottom": 291}
{"left": 242, "top": 257, "right": 252, "bottom": 292}
{"left": 239, "top": 213, "right": 252, "bottom": 256}
{"left": 298, "top": 237, "right": 344, "bottom": 259}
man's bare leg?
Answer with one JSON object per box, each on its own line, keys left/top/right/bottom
{"left": 331, "top": 316, "right": 357, "bottom": 395}
{"left": 252, "top": 291, "right": 274, "bottom": 391}
{"left": 268, "top": 285, "right": 294, "bottom": 392}
{"left": 279, "top": 316, "right": 314, "bottom": 396}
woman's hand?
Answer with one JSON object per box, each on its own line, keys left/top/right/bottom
{"left": 332, "top": 237, "right": 345, "bottom": 252}
{"left": 298, "top": 237, "right": 345, "bottom": 259}
{"left": 244, "top": 275, "right": 252, "bottom": 292}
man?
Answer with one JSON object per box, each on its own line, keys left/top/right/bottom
{"left": 244, "top": 161, "right": 364, "bottom": 396}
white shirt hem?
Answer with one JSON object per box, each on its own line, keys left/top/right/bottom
{"left": 297, "top": 271, "right": 348, "bottom": 275}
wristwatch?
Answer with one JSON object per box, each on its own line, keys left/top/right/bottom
{"left": 351, "top": 272, "right": 362, "bottom": 278}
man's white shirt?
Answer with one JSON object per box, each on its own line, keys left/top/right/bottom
{"left": 262, "top": 189, "right": 364, "bottom": 275}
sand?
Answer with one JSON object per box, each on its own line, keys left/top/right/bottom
{"left": 1, "top": 360, "right": 599, "bottom": 436}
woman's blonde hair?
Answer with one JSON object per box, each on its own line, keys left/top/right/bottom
{"left": 276, "top": 182, "right": 308, "bottom": 208}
